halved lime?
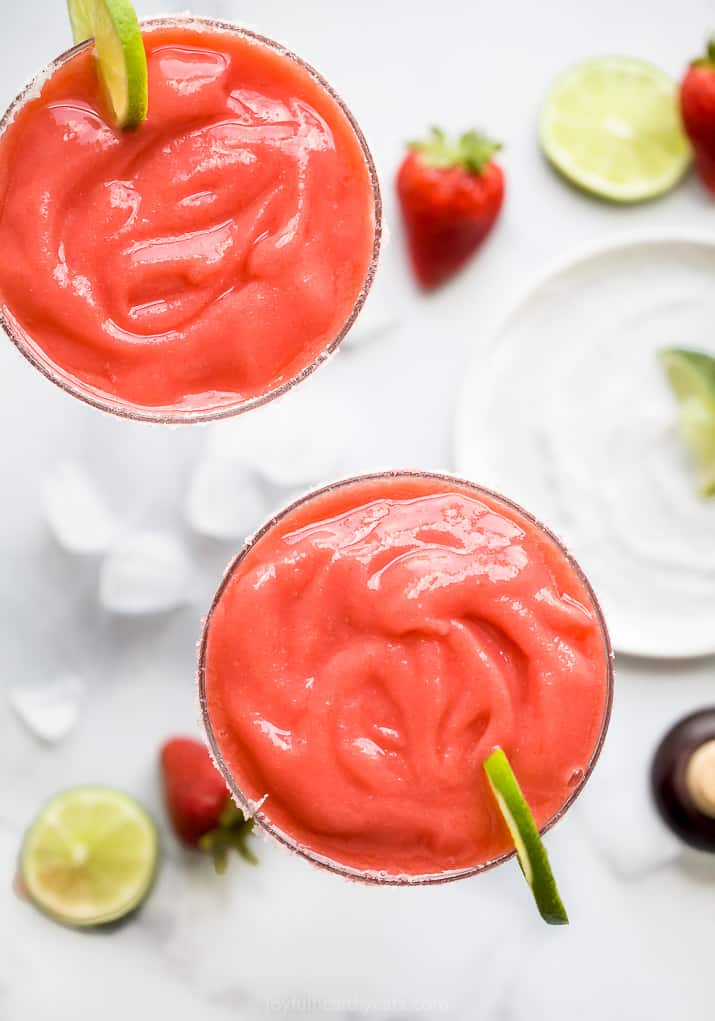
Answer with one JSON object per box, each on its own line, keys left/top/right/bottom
{"left": 659, "top": 348, "right": 715, "bottom": 497}
{"left": 20, "top": 786, "right": 159, "bottom": 928}
{"left": 67, "top": 0, "right": 148, "bottom": 129}
{"left": 540, "top": 56, "right": 691, "bottom": 203}
{"left": 484, "top": 748, "right": 569, "bottom": 925}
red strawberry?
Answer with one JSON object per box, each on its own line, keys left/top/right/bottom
{"left": 397, "top": 127, "right": 505, "bottom": 289}
{"left": 680, "top": 39, "right": 715, "bottom": 194}
{"left": 160, "top": 736, "right": 257, "bottom": 872}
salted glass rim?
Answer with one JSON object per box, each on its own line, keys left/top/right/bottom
{"left": 198, "top": 469, "right": 615, "bottom": 886}
{"left": 0, "top": 15, "right": 382, "bottom": 424}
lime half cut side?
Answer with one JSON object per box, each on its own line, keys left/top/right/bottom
{"left": 20, "top": 786, "right": 159, "bottom": 928}
{"left": 67, "top": 0, "right": 148, "bottom": 128}
{"left": 659, "top": 348, "right": 715, "bottom": 497}
{"left": 484, "top": 748, "right": 569, "bottom": 925}
{"left": 540, "top": 56, "right": 691, "bottom": 203}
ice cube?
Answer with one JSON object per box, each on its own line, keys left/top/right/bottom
{"left": 43, "top": 461, "right": 121, "bottom": 555}
{"left": 187, "top": 458, "right": 266, "bottom": 540}
{"left": 9, "top": 675, "right": 84, "bottom": 743}
{"left": 99, "top": 531, "right": 196, "bottom": 614}
{"left": 205, "top": 375, "right": 344, "bottom": 488}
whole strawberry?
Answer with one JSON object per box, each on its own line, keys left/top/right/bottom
{"left": 397, "top": 127, "right": 505, "bottom": 289}
{"left": 680, "top": 40, "right": 715, "bottom": 194}
{"left": 160, "top": 736, "right": 257, "bottom": 872}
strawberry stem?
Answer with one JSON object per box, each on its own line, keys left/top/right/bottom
{"left": 692, "top": 38, "right": 715, "bottom": 68}
{"left": 197, "top": 799, "right": 258, "bottom": 874}
{"left": 408, "top": 126, "right": 502, "bottom": 175}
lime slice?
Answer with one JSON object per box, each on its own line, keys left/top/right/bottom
{"left": 67, "top": 0, "right": 148, "bottom": 129}
{"left": 67, "top": 0, "right": 95, "bottom": 40}
{"left": 659, "top": 348, "right": 715, "bottom": 497}
{"left": 484, "top": 748, "right": 569, "bottom": 925}
{"left": 540, "top": 56, "right": 691, "bottom": 203}
{"left": 20, "top": 786, "right": 158, "bottom": 928}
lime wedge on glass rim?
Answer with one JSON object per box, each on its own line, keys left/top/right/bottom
{"left": 659, "top": 348, "right": 715, "bottom": 497}
{"left": 484, "top": 748, "right": 569, "bottom": 925}
{"left": 540, "top": 56, "right": 691, "bottom": 203}
{"left": 67, "top": 0, "right": 148, "bottom": 128}
{"left": 20, "top": 786, "right": 159, "bottom": 927}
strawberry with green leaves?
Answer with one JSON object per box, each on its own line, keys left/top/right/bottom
{"left": 680, "top": 39, "right": 715, "bottom": 194}
{"left": 397, "top": 127, "right": 505, "bottom": 289}
{"left": 160, "top": 737, "right": 257, "bottom": 873}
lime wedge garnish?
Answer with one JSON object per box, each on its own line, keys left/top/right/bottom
{"left": 20, "top": 786, "right": 158, "bottom": 927}
{"left": 484, "top": 748, "right": 569, "bottom": 925}
{"left": 659, "top": 348, "right": 715, "bottom": 498}
{"left": 67, "top": 0, "right": 148, "bottom": 129}
{"left": 540, "top": 56, "right": 691, "bottom": 203}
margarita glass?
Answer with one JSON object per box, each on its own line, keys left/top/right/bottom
{"left": 0, "top": 16, "right": 381, "bottom": 423}
{"left": 199, "top": 471, "right": 613, "bottom": 885}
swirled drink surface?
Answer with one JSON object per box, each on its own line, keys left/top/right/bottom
{"left": 0, "top": 25, "right": 375, "bottom": 410}
{"left": 204, "top": 475, "right": 610, "bottom": 876}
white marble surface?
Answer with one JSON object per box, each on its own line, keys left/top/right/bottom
{"left": 1, "top": 1, "right": 714, "bottom": 1019}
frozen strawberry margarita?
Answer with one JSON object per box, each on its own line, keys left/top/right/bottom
{"left": 201, "top": 473, "right": 612, "bottom": 880}
{"left": 0, "top": 19, "right": 379, "bottom": 419}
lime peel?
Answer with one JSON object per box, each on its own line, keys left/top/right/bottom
{"left": 20, "top": 785, "right": 159, "bottom": 928}
{"left": 483, "top": 747, "right": 569, "bottom": 925}
{"left": 67, "top": 0, "right": 148, "bottom": 129}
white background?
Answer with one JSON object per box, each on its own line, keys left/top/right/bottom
{"left": 1, "top": 1, "right": 714, "bottom": 1019}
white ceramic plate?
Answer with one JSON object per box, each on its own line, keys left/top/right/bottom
{"left": 454, "top": 234, "right": 715, "bottom": 659}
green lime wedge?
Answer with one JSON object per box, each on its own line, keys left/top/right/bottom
{"left": 540, "top": 56, "right": 691, "bottom": 203}
{"left": 659, "top": 348, "right": 715, "bottom": 497}
{"left": 20, "top": 786, "right": 158, "bottom": 928}
{"left": 484, "top": 748, "right": 569, "bottom": 925}
{"left": 67, "top": 0, "right": 148, "bottom": 129}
